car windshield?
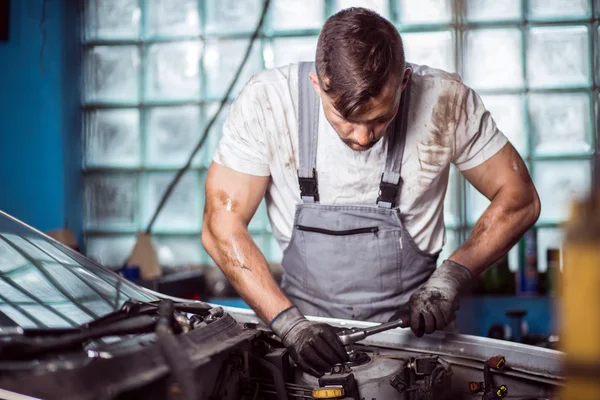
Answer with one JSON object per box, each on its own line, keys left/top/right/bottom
{"left": 0, "top": 211, "right": 156, "bottom": 329}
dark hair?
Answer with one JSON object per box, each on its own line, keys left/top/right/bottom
{"left": 315, "top": 7, "right": 405, "bottom": 120}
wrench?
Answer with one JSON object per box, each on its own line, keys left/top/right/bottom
{"left": 337, "top": 315, "right": 410, "bottom": 346}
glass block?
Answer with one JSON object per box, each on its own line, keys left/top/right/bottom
{"left": 84, "top": 174, "right": 138, "bottom": 229}
{"left": 204, "top": 0, "right": 264, "bottom": 36}
{"left": 534, "top": 159, "right": 592, "bottom": 223}
{"left": 21, "top": 305, "right": 73, "bottom": 328}
{"left": 438, "top": 229, "right": 458, "bottom": 267}
{"left": 443, "top": 165, "right": 460, "bottom": 226}
{"left": 528, "top": 0, "right": 590, "bottom": 20}
{"left": 248, "top": 200, "right": 269, "bottom": 232}
{"left": 84, "top": 46, "right": 140, "bottom": 104}
{"left": 465, "top": 0, "right": 522, "bottom": 22}
{"left": 145, "top": 0, "right": 200, "bottom": 38}
{"left": 527, "top": 26, "right": 590, "bottom": 88}
{"left": 398, "top": 0, "right": 452, "bottom": 24}
{"left": 0, "top": 237, "right": 28, "bottom": 273}
{"left": 84, "top": 0, "right": 140, "bottom": 41}
{"left": 84, "top": 109, "right": 140, "bottom": 167}
{"left": 11, "top": 267, "right": 67, "bottom": 302}
{"left": 201, "top": 103, "right": 231, "bottom": 167}
{"left": 145, "top": 41, "right": 202, "bottom": 101}
{"left": 537, "top": 228, "right": 564, "bottom": 273}
{"left": 204, "top": 39, "right": 264, "bottom": 100}
{"left": 271, "top": 36, "right": 318, "bottom": 68}
{"left": 332, "top": 0, "right": 390, "bottom": 18}
{"left": 266, "top": 234, "right": 284, "bottom": 264}
{"left": 0, "top": 305, "right": 37, "bottom": 328}
{"left": 463, "top": 28, "right": 523, "bottom": 90}
{"left": 0, "top": 279, "right": 35, "bottom": 303}
{"left": 402, "top": 31, "right": 455, "bottom": 73}
{"left": 271, "top": 0, "right": 325, "bottom": 31}
{"left": 154, "top": 236, "right": 203, "bottom": 266}
{"left": 529, "top": 93, "right": 592, "bottom": 155}
{"left": 480, "top": 95, "right": 526, "bottom": 156}
{"left": 85, "top": 236, "right": 136, "bottom": 268}
{"left": 42, "top": 263, "right": 94, "bottom": 299}
{"left": 52, "top": 303, "right": 94, "bottom": 324}
{"left": 467, "top": 183, "right": 490, "bottom": 225}
{"left": 146, "top": 106, "right": 201, "bottom": 167}
{"left": 143, "top": 172, "right": 202, "bottom": 232}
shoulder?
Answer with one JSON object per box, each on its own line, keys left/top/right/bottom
{"left": 407, "top": 63, "right": 476, "bottom": 127}
{"left": 241, "top": 64, "right": 299, "bottom": 96}
{"left": 408, "top": 63, "right": 468, "bottom": 98}
{"left": 231, "top": 64, "right": 300, "bottom": 114}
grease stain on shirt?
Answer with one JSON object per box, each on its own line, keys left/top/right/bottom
{"left": 416, "top": 89, "right": 458, "bottom": 189}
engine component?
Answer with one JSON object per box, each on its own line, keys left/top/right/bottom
{"left": 297, "top": 351, "right": 407, "bottom": 400}
{"left": 468, "top": 356, "right": 509, "bottom": 400}
{"left": 390, "top": 355, "right": 452, "bottom": 400}
{"left": 312, "top": 386, "right": 346, "bottom": 399}
{"left": 297, "top": 352, "right": 454, "bottom": 400}
{"left": 487, "top": 356, "right": 506, "bottom": 370}
{"left": 469, "top": 381, "right": 485, "bottom": 393}
{"left": 318, "top": 373, "right": 360, "bottom": 399}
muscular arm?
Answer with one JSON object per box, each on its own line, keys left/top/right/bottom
{"left": 450, "top": 142, "right": 541, "bottom": 275}
{"left": 201, "top": 162, "right": 293, "bottom": 323}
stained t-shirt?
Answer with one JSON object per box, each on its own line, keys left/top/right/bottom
{"left": 213, "top": 63, "right": 508, "bottom": 254}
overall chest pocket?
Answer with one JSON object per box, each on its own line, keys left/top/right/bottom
{"left": 295, "top": 224, "right": 403, "bottom": 304}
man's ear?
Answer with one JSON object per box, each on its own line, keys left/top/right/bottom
{"left": 308, "top": 72, "right": 322, "bottom": 97}
{"left": 402, "top": 67, "right": 412, "bottom": 91}
{"left": 401, "top": 67, "right": 413, "bottom": 91}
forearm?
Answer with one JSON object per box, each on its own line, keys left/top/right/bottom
{"left": 202, "top": 223, "right": 292, "bottom": 323}
{"left": 450, "top": 186, "right": 540, "bottom": 275}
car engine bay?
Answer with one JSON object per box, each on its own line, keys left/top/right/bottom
{"left": 0, "top": 300, "right": 563, "bottom": 400}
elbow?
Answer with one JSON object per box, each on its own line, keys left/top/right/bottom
{"left": 201, "top": 225, "right": 212, "bottom": 251}
{"left": 201, "top": 211, "right": 219, "bottom": 255}
{"left": 525, "top": 185, "right": 541, "bottom": 229}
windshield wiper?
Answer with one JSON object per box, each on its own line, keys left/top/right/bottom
{"left": 0, "top": 299, "right": 214, "bottom": 360}
{"left": 83, "top": 298, "right": 212, "bottom": 329}
{"left": 0, "top": 315, "right": 156, "bottom": 360}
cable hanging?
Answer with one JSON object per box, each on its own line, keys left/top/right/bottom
{"left": 145, "top": 0, "right": 271, "bottom": 234}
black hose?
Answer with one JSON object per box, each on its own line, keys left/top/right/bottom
{"left": 144, "top": 0, "right": 271, "bottom": 234}
{"left": 156, "top": 300, "right": 199, "bottom": 400}
{"left": 248, "top": 354, "right": 289, "bottom": 400}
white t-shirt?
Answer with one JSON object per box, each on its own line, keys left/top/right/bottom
{"left": 213, "top": 63, "right": 508, "bottom": 254}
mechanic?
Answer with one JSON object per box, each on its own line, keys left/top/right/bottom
{"left": 202, "top": 7, "right": 540, "bottom": 377}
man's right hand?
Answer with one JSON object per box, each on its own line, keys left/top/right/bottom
{"left": 270, "top": 306, "right": 349, "bottom": 377}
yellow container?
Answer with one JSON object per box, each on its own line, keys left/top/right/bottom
{"left": 561, "top": 196, "right": 600, "bottom": 399}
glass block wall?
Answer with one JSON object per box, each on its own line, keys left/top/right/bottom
{"left": 82, "top": 0, "right": 599, "bottom": 273}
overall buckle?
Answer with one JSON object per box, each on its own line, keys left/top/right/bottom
{"left": 377, "top": 174, "right": 400, "bottom": 208}
{"left": 298, "top": 169, "right": 319, "bottom": 202}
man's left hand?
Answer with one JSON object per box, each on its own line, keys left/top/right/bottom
{"left": 407, "top": 260, "right": 473, "bottom": 337}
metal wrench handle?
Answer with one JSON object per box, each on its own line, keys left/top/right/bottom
{"left": 337, "top": 315, "right": 409, "bottom": 346}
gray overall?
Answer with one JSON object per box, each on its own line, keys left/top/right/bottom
{"left": 280, "top": 62, "right": 439, "bottom": 323}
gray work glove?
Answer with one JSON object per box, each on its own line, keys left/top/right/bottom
{"left": 407, "top": 259, "right": 473, "bottom": 337}
{"left": 270, "top": 306, "right": 349, "bottom": 377}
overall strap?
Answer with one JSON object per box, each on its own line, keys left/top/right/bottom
{"left": 377, "top": 76, "right": 412, "bottom": 209}
{"left": 297, "top": 62, "right": 320, "bottom": 203}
